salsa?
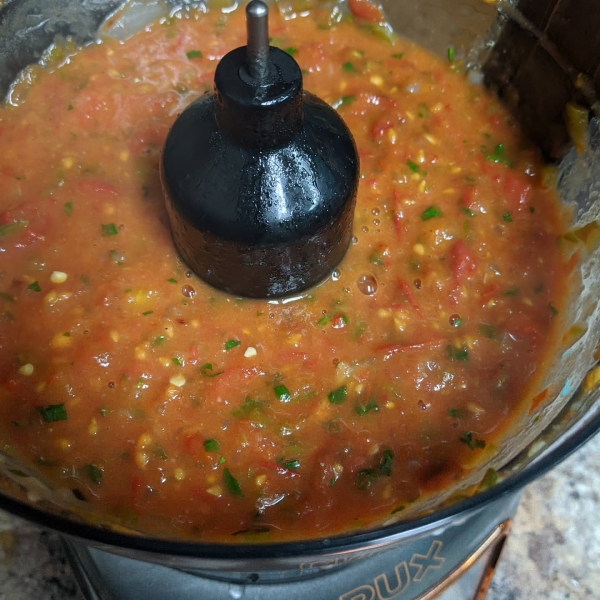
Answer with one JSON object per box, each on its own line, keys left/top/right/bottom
{"left": 0, "top": 2, "right": 568, "bottom": 542}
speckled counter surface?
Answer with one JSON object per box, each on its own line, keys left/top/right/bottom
{"left": 0, "top": 433, "right": 599, "bottom": 600}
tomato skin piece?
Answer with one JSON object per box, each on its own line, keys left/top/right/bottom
{"left": 348, "top": 0, "right": 384, "bottom": 22}
{"left": 502, "top": 171, "right": 532, "bottom": 212}
{"left": 450, "top": 239, "right": 476, "bottom": 282}
{"left": 396, "top": 278, "right": 421, "bottom": 316}
{"left": 78, "top": 179, "right": 120, "bottom": 196}
{"left": 482, "top": 161, "right": 532, "bottom": 212}
{"left": 182, "top": 432, "right": 204, "bottom": 457}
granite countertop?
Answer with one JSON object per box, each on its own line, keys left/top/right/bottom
{"left": 0, "top": 433, "right": 599, "bottom": 599}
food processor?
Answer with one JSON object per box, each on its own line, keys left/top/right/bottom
{"left": 0, "top": 0, "right": 599, "bottom": 598}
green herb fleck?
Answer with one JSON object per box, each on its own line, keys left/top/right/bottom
{"left": 485, "top": 143, "right": 512, "bottom": 166}
{"left": 141, "top": 310, "right": 153, "bottom": 316}
{"left": 223, "top": 468, "right": 243, "bottom": 497}
{"left": 36, "top": 403, "right": 68, "bottom": 423}
{"left": 447, "top": 46, "right": 455, "bottom": 62}
{"left": 502, "top": 212, "right": 513, "bottom": 222}
{"left": 108, "top": 250, "right": 123, "bottom": 265}
{"left": 101, "top": 223, "right": 118, "bottom": 237}
{"left": 354, "top": 320, "right": 368, "bottom": 340}
{"left": 392, "top": 53, "right": 404, "bottom": 59}
{"left": 407, "top": 160, "right": 426, "bottom": 175}
{"left": 379, "top": 449, "right": 394, "bottom": 475}
{"left": 356, "top": 449, "right": 394, "bottom": 489}
{"left": 281, "top": 459, "right": 300, "bottom": 470}
{"left": 328, "top": 385, "right": 347, "bottom": 404}
{"left": 461, "top": 207, "right": 475, "bottom": 217}
{"left": 172, "top": 357, "right": 182, "bottom": 367}
{"left": 323, "top": 419, "right": 341, "bottom": 433}
{"left": 28, "top": 281, "right": 41, "bottom": 292}
{"left": 478, "top": 323, "right": 496, "bottom": 339}
{"left": 284, "top": 47, "right": 297, "bottom": 56}
{"left": 421, "top": 205, "right": 443, "bottom": 221}
{"left": 369, "top": 249, "right": 386, "bottom": 266}
{"left": 203, "top": 438, "right": 220, "bottom": 452}
{"left": 224, "top": 339, "right": 241, "bottom": 351}
{"left": 67, "top": 104, "right": 74, "bottom": 111}
{"left": 186, "top": 50, "right": 203, "bottom": 59}
{"left": 0, "top": 292, "right": 14, "bottom": 303}
{"left": 153, "top": 335, "right": 165, "bottom": 345}
{"left": 166, "top": 277, "right": 178, "bottom": 284}
{"left": 503, "top": 286, "right": 520, "bottom": 296}
{"left": 232, "top": 397, "right": 264, "bottom": 419}
{"left": 153, "top": 445, "right": 168, "bottom": 461}
{"left": 549, "top": 302, "right": 559, "bottom": 316}
{"left": 0, "top": 220, "right": 28, "bottom": 238}
{"left": 200, "top": 363, "right": 224, "bottom": 378}
{"left": 274, "top": 384, "right": 291, "bottom": 403}
{"left": 355, "top": 398, "right": 379, "bottom": 416}
{"left": 64, "top": 201, "right": 73, "bottom": 216}
{"left": 447, "top": 345, "right": 469, "bottom": 362}
{"left": 451, "top": 316, "right": 463, "bottom": 328}
{"left": 84, "top": 464, "right": 103, "bottom": 485}
{"left": 342, "top": 61, "right": 358, "bottom": 73}
{"left": 448, "top": 408, "right": 463, "bottom": 419}
{"left": 337, "top": 94, "right": 356, "bottom": 107}
{"left": 459, "top": 431, "right": 486, "bottom": 450}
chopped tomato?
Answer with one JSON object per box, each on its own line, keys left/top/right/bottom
{"left": 348, "top": 0, "right": 385, "bottom": 22}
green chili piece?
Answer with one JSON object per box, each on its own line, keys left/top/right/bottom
{"left": 316, "top": 314, "right": 330, "bottom": 327}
